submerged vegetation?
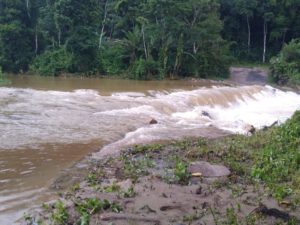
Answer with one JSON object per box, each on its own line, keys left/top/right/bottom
{"left": 24, "top": 111, "right": 300, "bottom": 225}
{"left": 0, "top": 0, "right": 299, "bottom": 79}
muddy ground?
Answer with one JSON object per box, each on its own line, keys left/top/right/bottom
{"left": 22, "top": 135, "right": 300, "bottom": 225}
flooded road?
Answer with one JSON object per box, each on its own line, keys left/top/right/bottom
{"left": 0, "top": 75, "right": 300, "bottom": 224}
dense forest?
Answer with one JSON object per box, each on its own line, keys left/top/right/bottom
{"left": 0, "top": 0, "right": 299, "bottom": 79}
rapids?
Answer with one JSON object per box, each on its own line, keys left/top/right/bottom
{"left": 0, "top": 76, "right": 300, "bottom": 224}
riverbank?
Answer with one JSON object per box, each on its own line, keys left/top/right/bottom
{"left": 229, "top": 66, "right": 300, "bottom": 94}
{"left": 22, "top": 111, "right": 300, "bottom": 225}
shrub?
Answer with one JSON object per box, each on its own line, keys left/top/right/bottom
{"left": 270, "top": 39, "right": 300, "bottom": 85}
{"left": 51, "top": 200, "right": 69, "bottom": 225}
{"left": 130, "top": 58, "right": 159, "bottom": 80}
{"left": 99, "top": 41, "right": 127, "bottom": 75}
{"left": 0, "top": 66, "right": 10, "bottom": 85}
{"left": 30, "top": 48, "right": 73, "bottom": 76}
{"left": 251, "top": 111, "right": 300, "bottom": 200}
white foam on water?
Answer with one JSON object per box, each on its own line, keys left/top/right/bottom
{"left": 111, "top": 92, "right": 146, "bottom": 98}
{"left": 1, "top": 85, "right": 299, "bottom": 150}
{"left": 94, "top": 85, "right": 300, "bottom": 157}
{"left": 198, "top": 86, "right": 300, "bottom": 134}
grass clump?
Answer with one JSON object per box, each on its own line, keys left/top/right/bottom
{"left": 119, "top": 186, "right": 136, "bottom": 198}
{"left": 85, "top": 168, "right": 106, "bottom": 187}
{"left": 251, "top": 111, "right": 300, "bottom": 200}
{"left": 130, "top": 144, "right": 163, "bottom": 154}
{"left": 174, "top": 159, "right": 190, "bottom": 185}
{"left": 75, "top": 198, "right": 122, "bottom": 225}
{"left": 121, "top": 154, "right": 154, "bottom": 180}
{"left": 50, "top": 200, "right": 69, "bottom": 225}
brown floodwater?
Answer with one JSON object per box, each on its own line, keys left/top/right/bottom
{"left": 6, "top": 75, "right": 212, "bottom": 94}
{"left": 1, "top": 75, "right": 300, "bottom": 224}
{"left": 0, "top": 75, "right": 214, "bottom": 223}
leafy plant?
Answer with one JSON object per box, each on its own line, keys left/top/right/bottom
{"left": 100, "top": 42, "right": 127, "bottom": 75}
{"left": 130, "top": 144, "right": 163, "bottom": 154}
{"left": 75, "top": 198, "right": 122, "bottom": 225}
{"left": 0, "top": 66, "right": 10, "bottom": 85}
{"left": 30, "top": 48, "right": 73, "bottom": 76}
{"left": 174, "top": 159, "right": 190, "bottom": 184}
{"left": 122, "top": 154, "right": 154, "bottom": 180}
{"left": 50, "top": 200, "right": 69, "bottom": 225}
{"left": 85, "top": 168, "right": 105, "bottom": 187}
{"left": 103, "top": 182, "right": 121, "bottom": 193}
{"left": 119, "top": 186, "right": 136, "bottom": 198}
{"left": 270, "top": 39, "right": 300, "bottom": 85}
{"left": 251, "top": 111, "right": 300, "bottom": 200}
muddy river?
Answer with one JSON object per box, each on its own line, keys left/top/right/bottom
{"left": 0, "top": 75, "right": 300, "bottom": 224}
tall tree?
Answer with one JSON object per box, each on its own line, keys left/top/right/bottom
{"left": 0, "top": 0, "right": 35, "bottom": 72}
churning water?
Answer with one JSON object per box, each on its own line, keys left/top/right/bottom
{"left": 0, "top": 76, "right": 300, "bottom": 223}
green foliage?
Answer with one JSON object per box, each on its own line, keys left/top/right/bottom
{"left": 100, "top": 42, "right": 127, "bottom": 75}
{"left": 251, "top": 111, "right": 300, "bottom": 200}
{"left": 30, "top": 48, "right": 73, "bottom": 76}
{"left": 130, "top": 58, "right": 159, "bottom": 80}
{"left": 119, "top": 186, "right": 136, "bottom": 198}
{"left": 221, "top": 0, "right": 300, "bottom": 63}
{"left": 270, "top": 39, "right": 300, "bottom": 85}
{"left": 225, "top": 207, "right": 239, "bottom": 225}
{"left": 50, "top": 200, "right": 69, "bottom": 225}
{"left": 1, "top": 0, "right": 300, "bottom": 78}
{"left": 174, "top": 159, "right": 190, "bottom": 185}
{"left": 121, "top": 153, "right": 155, "bottom": 180}
{"left": 0, "top": 0, "right": 35, "bottom": 72}
{"left": 103, "top": 182, "right": 121, "bottom": 193}
{"left": 75, "top": 198, "right": 122, "bottom": 224}
{"left": 0, "top": 66, "right": 10, "bottom": 85}
{"left": 85, "top": 168, "right": 105, "bottom": 187}
{"left": 130, "top": 144, "right": 163, "bottom": 154}
{"left": 0, "top": 0, "right": 233, "bottom": 79}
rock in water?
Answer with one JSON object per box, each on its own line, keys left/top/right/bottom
{"left": 149, "top": 119, "right": 158, "bottom": 124}
{"left": 188, "top": 161, "right": 230, "bottom": 177}
{"left": 244, "top": 124, "right": 256, "bottom": 135}
{"left": 201, "top": 111, "right": 212, "bottom": 119}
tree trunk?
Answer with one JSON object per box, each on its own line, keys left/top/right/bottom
{"left": 193, "top": 42, "right": 198, "bottom": 54}
{"left": 141, "top": 25, "right": 148, "bottom": 60}
{"left": 263, "top": 19, "right": 267, "bottom": 63}
{"left": 25, "top": 0, "right": 30, "bottom": 18}
{"left": 99, "top": 0, "right": 109, "bottom": 49}
{"left": 35, "top": 27, "right": 38, "bottom": 55}
{"left": 58, "top": 28, "right": 61, "bottom": 47}
{"left": 173, "top": 34, "right": 183, "bottom": 77}
{"left": 247, "top": 15, "right": 251, "bottom": 53}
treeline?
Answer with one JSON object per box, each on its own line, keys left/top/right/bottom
{"left": 0, "top": 0, "right": 299, "bottom": 79}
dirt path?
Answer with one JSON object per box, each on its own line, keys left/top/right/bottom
{"left": 229, "top": 67, "right": 269, "bottom": 86}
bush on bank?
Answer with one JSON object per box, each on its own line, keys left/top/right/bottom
{"left": 252, "top": 111, "right": 300, "bottom": 200}
{"left": 270, "top": 39, "right": 300, "bottom": 85}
